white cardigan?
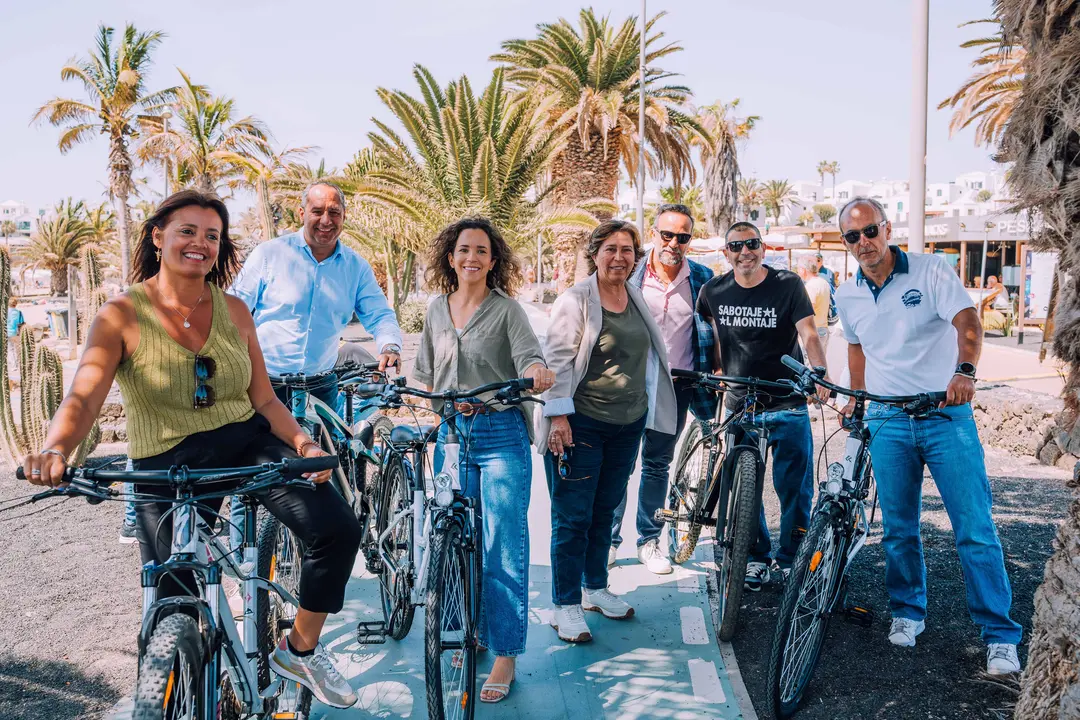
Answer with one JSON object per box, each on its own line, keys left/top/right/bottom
{"left": 536, "top": 273, "right": 678, "bottom": 451}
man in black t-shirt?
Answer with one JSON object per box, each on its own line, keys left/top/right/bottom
{"left": 697, "top": 221, "right": 831, "bottom": 591}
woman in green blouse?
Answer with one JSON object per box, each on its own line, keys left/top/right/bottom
{"left": 414, "top": 217, "right": 554, "bottom": 703}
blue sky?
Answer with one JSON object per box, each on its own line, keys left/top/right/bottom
{"left": 1, "top": 0, "right": 999, "bottom": 214}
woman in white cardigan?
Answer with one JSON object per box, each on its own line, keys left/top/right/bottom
{"left": 539, "top": 219, "right": 677, "bottom": 644}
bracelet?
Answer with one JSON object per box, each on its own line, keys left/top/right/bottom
{"left": 954, "top": 372, "right": 977, "bottom": 380}
{"left": 296, "top": 440, "right": 319, "bottom": 456}
{"left": 41, "top": 448, "right": 68, "bottom": 464}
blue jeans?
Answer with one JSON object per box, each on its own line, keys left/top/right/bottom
{"left": 867, "top": 402, "right": 1022, "bottom": 644}
{"left": 545, "top": 412, "right": 646, "bottom": 606}
{"left": 611, "top": 382, "right": 692, "bottom": 548}
{"left": 743, "top": 407, "right": 814, "bottom": 567}
{"left": 230, "top": 379, "right": 343, "bottom": 557}
{"left": 123, "top": 460, "right": 136, "bottom": 526}
{"left": 433, "top": 409, "right": 532, "bottom": 657}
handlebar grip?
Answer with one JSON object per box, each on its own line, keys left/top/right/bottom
{"left": 285, "top": 456, "right": 340, "bottom": 476}
{"left": 520, "top": 377, "right": 534, "bottom": 390}
{"left": 354, "top": 383, "right": 388, "bottom": 398}
{"left": 670, "top": 369, "right": 699, "bottom": 379}
{"left": 16, "top": 467, "right": 25, "bottom": 481}
{"left": 780, "top": 355, "right": 806, "bottom": 374}
{"left": 16, "top": 466, "right": 76, "bottom": 483}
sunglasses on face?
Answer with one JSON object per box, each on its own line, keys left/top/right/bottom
{"left": 726, "top": 237, "right": 762, "bottom": 253}
{"left": 656, "top": 229, "right": 692, "bottom": 245}
{"left": 194, "top": 354, "right": 216, "bottom": 410}
{"left": 557, "top": 448, "right": 572, "bottom": 479}
{"left": 842, "top": 221, "right": 888, "bottom": 245}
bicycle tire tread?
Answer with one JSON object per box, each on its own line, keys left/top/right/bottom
{"left": 131, "top": 613, "right": 204, "bottom": 720}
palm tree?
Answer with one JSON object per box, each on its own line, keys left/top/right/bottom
{"left": 761, "top": 180, "right": 797, "bottom": 226}
{"left": 737, "top": 178, "right": 763, "bottom": 221}
{"left": 938, "top": 19, "right": 1024, "bottom": 148}
{"left": 137, "top": 69, "right": 272, "bottom": 194}
{"left": 353, "top": 65, "right": 599, "bottom": 309}
{"left": 823, "top": 160, "right": 841, "bottom": 200}
{"left": 816, "top": 160, "right": 830, "bottom": 188}
{"left": 690, "top": 100, "right": 759, "bottom": 235}
{"left": 645, "top": 186, "right": 707, "bottom": 235}
{"left": 0, "top": 221, "right": 16, "bottom": 251}
{"left": 492, "top": 9, "right": 704, "bottom": 288}
{"left": 33, "top": 24, "right": 178, "bottom": 286}
{"left": 996, "top": 2, "right": 1080, "bottom": 713}
{"left": 270, "top": 159, "right": 347, "bottom": 230}
{"left": 22, "top": 200, "right": 96, "bottom": 295}
{"left": 228, "top": 144, "right": 313, "bottom": 242}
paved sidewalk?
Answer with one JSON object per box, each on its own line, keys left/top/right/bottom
{"left": 314, "top": 453, "right": 747, "bottom": 719}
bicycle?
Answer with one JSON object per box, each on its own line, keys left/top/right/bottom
{"left": 766, "top": 354, "right": 946, "bottom": 718}
{"left": 16, "top": 455, "right": 337, "bottom": 719}
{"left": 351, "top": 377, "right": 539, "bottom": 720}
{"left": 655, "top": 368, "right": 802, "bottom": 641}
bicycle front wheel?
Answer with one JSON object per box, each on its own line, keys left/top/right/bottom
{"left": 131, "top": 613, "right": 205, "bottom": 720}
{"left": 425, "top": 521, "right": 477, "bottom": 720}
{"left": 718, "top": 448, "right": 760, "bottom": 641}
{"left": 767, "top": 507, "right": 845, "bottom": 718}
{"left": 669, "top": 422, "right": 709, "bottom": 564}
{"left": 377, "top": 454, "right": 416, "bottom": 640}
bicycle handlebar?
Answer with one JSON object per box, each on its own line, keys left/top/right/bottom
{"left": 670, "top": 368, "right": 797, "bottom": 394}
{"left": 16, "top": 455, "right": 338, "bottom": 486}
{"left": 271, "top": 361, "right": 383, "bottom": 390}
{"left": 779, "top": 355, "right": 947, "bottom": 409}
{"left": 354, "top": 377, "right": 540, "bottom": 405}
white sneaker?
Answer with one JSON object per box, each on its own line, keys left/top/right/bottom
{"left": 582, "top": 587, "right": 635, "bottom": 620}
{"left": 986, "top": 643, "right": 1021, "bottom": 675}
{"left": 888, "top": 617, "right": 926, "bottom": 647}
{"left": 550, "top": 604, "right": 592, "bottom": 643}
{"left": 269, "top": 637, "right": 358, "bottom": 708}
{"left": 608, "top": 545, "right": 618, "bottom": 568}
{"left": 637, "top": 539, "right": 673, "bottom": 575}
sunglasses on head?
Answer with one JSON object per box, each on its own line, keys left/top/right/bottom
{"left": 557, "top": 448, "right": 572, "bottom": 479}
{"left": 656, "top": 229, "right": 692, "bottom": 245}
{"left": 726, "top": 237, "right": 762, "bottom": 253}
{"left": 841, "top": 220, "right": 888, "bottom": 245}
{"left": 194, "top": 354, "right": 216, "bottom": 410}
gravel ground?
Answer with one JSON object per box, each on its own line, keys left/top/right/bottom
{"left": 729, "top": 425, "right": 1073, "bottom": 720}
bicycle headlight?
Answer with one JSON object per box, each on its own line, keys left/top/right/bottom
{"left": 433, "top": 471, "right": 455, "bottom": 508}
{"left": 825, "top": 462, "right": 844, "bottom": 495}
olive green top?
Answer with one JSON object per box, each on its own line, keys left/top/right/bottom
{"left": 414, "top": 290, "right": 546, "bottom": 441}
{"left": 573, "top": 302, "right": 650, "bottom": 425}
{"left": 116, "top": 283, "right": 254, "bottom": 459}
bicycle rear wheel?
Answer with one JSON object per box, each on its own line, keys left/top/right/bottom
{"left": 718, "top": 448, "right": 760, "bottom": 641}
{"left": 256, "top": 513, "right": 312, "bottom": 716}
{"left": 131, "top": 613, "right": 205, "bottom": 720}
{"left": 376, "top": 454, "right": 416, "bottom": 640}
{"left": 767, "top": 507, "right": 845, "bottom": 718}
{"left": 425, "top": 521, "right": 477, "bottom": 720}
{"left": 669, "top": 422, "right": 710, "bottom": 564}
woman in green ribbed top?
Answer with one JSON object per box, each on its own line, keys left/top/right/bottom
{"left": 21, "top": 190, "right": 364, "bottom": 709}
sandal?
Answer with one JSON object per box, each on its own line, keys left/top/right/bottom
{"left": 480, "top": 668, "right": 515, "bottom": 703}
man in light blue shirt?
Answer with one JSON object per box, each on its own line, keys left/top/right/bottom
{"left": 231, "top": 181, "right": 403, "bottom": 378}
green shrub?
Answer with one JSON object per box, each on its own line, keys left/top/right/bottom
{"left": 397, "top": 299, "right": 428, "bottom": 334}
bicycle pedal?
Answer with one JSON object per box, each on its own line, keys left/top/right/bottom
{"left": 271, "top": 713, "right": 303, "bottom": 720}
{"left": 654, "top": 509, "right": 678, "bottom": 523}
{"left": 259, "top": 679, "right": 283, "bottom": 699}
{"left": 356, "top": 621, "right": 387, "bottom": 644}
{"left": 843, "top": 605, "right": 874, "bottom": 627}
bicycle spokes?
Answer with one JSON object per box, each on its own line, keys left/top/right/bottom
{"left": 779, "top": 530, "right": 837, "bottom": 702}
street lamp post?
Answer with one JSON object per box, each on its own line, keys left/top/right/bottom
{"left": 161, "top": 108, "right": 172, "bottom": 198}
{"left": 908, "top": 0, "right": 930, "bottom": 253}
{"left": 637, "top": 0, "right": 646, "bottom": 242}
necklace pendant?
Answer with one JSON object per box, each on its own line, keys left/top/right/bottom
{"left": 183, "top": 321, "right": 191, "bottom": 329}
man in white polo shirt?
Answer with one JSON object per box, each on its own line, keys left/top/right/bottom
{"left": 835, "top": 197, "right": 1022, "bottom": 676}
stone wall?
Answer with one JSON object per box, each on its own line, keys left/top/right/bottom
{"left": 972, "top": 384, "right": 1067, "bottom": 467}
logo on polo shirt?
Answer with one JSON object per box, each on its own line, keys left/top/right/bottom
{"left": 901, "top": 289, "right": 923, "bottom": 308}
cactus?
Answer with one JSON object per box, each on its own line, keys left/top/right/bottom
{"left": 0, "top": 247, "right": 100, "bottom": 465}
{"left": 77, "top": 248, "right": 107, "bottom": 344}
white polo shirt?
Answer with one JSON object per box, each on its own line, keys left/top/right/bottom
{"left": 836, "top": 247, "right": 974, "bottom": 396}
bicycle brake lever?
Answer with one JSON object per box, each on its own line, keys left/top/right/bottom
{"left": 286, "top": 479, "right": 318, "bottom": 491}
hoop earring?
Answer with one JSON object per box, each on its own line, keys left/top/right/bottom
{"left": 155, "top": 249, "right": 161, "bottom": 262}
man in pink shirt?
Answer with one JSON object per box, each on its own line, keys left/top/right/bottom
{"left": 611, "top": 204, "right": 718, "bottom": 574}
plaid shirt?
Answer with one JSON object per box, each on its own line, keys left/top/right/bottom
{"left": 631, "top": 250, "right": 718, "bottom": 422}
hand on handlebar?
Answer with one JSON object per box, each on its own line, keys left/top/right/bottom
{"left": 811, "top": 373, "right": 833, "bottom": 406}
{"left": 20, "top": 450, "right": 68, "bottom": 488}
{"left": 523, "top": 364, "right": 555, "bottom": 393}
{"left": 299, "top": 444, "right": 333, "bottom": 484}
{"left": 378, "top": 351, "right": 401, "bottom": 375}
{"left": 944, "top": 374, "right": 974, "bottom": 408}
{"left": 838, "top": 398, "right": 856, "bottom": 426}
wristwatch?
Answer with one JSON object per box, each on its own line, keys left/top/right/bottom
{"left": 955, "top": 361, "right": 977, "bottom": 379}
{"left": 382, "top": 344, "right": 401, "bottom": 355}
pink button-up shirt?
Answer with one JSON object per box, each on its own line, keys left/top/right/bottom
{"left": 641, "top": 254, "right": 695, "bottom": 371}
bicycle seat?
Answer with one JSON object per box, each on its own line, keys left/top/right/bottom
{"left": 389, "top": 425, "right": 439, "bottom": 446}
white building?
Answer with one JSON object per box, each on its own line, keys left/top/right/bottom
{"left": 0, "top": 200, "right": 40, "bottom": 236}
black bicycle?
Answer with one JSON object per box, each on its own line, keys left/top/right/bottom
{"left": 350, "top": 377, "right": 539, "bottom": 720}
{"left": 656, "top": 368, "right": 802, "bottom": 641}
{"left": 16, "top": 456, "right": 337, "bottom": 720}
{"left": 767, "top": 355, "right": 946, "bottom": 718}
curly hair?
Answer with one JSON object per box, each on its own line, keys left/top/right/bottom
{"left": 131, "top": 189, "right": 241, "bottom": 287}
{"left": 585, "top": 219, "right": 644, "bottom": 274}
{"left": 425, "top": 217, "right": 524, "bottom": 296}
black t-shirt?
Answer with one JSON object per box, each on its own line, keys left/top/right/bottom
{"left": 696, "top": 265, "right": 814, "bottom": 411}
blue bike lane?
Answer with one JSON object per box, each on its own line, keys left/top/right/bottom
{"left": 314, "top": 451, "right": 754, "bottom": 720}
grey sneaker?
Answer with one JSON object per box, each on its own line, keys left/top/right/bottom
{"left": 986, "top": 643, "right": 1020, "bottom": 674}
{"left": 888, "top": 617, "right": 925, "bottom": 647}
{"left": 744, "top": 562, "right": 770, "bottom": 592}
{"left": 118, "top": 521, "right": 137, "bottom": 544}
{"left": 269, "top": 637, "right": 358, "bottom": 708}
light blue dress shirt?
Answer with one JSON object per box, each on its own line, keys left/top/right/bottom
{"left": 230, "top": 232, "right": 403, "bottom": 375}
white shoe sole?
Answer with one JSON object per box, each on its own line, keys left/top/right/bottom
{"left": 986, "top": 664, "right": 1021, "bottom": 676}
{"left": 268, "top": 653, "right": 358, "bottom": 709}
{"left": 582, "top": 601, "right": 635, "bottom": 620}
{"left": 549, "top": 622, "right": 592, "bottom": 643}
{"left": 888, "top": 621, "right": 925, "bottom": 647}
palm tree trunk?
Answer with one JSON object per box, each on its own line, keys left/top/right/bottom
{"left": 51, "top": 267, "right": 68, "bottom": 296}
{"left": 109, "top": 133, "right": 134, "bottom": 287}
{"left": 549, "top": 128, "right": 621, "bottom": 291}
{"left": 256, "top": 178, "right": 276, "bottom": 242}
{"left": 703, "top": 141, "right": 738, "bottom": 237}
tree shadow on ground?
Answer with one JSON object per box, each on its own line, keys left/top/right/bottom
{"left": 731, "top": 473, "right": 1069, "bottom": 720}
{"left": 0, "top": 653, "right": 121, "bottom": 720}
